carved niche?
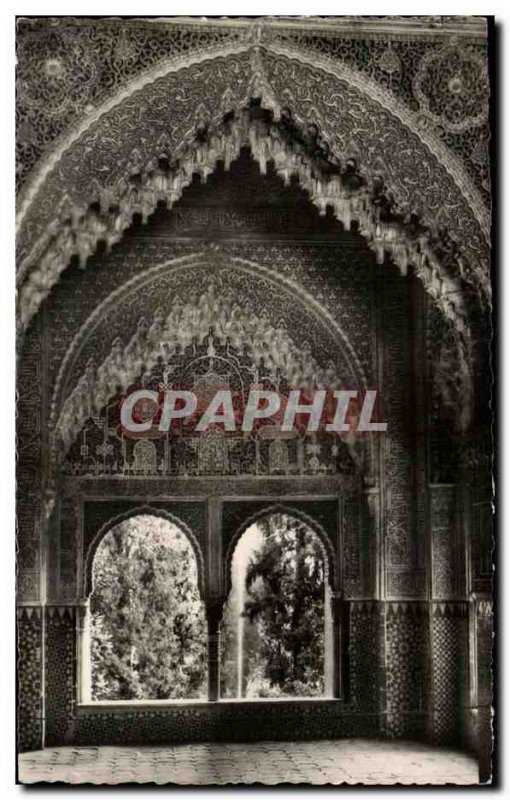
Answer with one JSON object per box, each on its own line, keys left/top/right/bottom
{"left": 54, "top": 271, "right": 364, "bottom": 480}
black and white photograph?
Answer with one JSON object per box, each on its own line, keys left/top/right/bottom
{"left": 12, "top": 7, "right": 495, "bottom": 787}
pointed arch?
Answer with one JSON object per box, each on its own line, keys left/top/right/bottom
{"left": 17, "top": 45, "right": 489, "bottom": 338}
{"left": 49, "top": 252, "right": 369, "bottom": 463}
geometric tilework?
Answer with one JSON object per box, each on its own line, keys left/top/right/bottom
{"left": 385, "top": 604, "right": 428, "bottom": 739}
{"left": 45, "top": 609, "right": 76, "bottom": 746}
{"left": 73, "top": 701, "right": 378, "bottom": 747}
{"left": 349, "top": 602, "right": 384, "bottom": 716}
{"left": 431, "top": 611, "right": 467, "bottom": 744}
{"left": 17, "top": 610, "right": 44, "bottom": 752}
{"left": 17, "top": 599, "right": 473, "bottom": 749}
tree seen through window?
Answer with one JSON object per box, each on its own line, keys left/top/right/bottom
{"left": 90, "top": 515, "right": 206, "bottom": 701}
{"left": 221, "top": 513, "right": 328, "bottom": 698}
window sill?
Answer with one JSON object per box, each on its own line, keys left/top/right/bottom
{"left": 77, "top": 697, "right": 341, "bottom": 713}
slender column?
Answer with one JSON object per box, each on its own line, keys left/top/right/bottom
{"left": 206, "top": 497, "right": 222, "bottom": 597}
{"left": 364, "top": 485, "right": 382, "bottom": 598}
{"left": 236, "top": 568, "right": 245, "bottom": 699}
{"left": 324, "top": 582, "right": 332, "bottom": 694}
{"left": 340, "top": 599, "right": 352, "bottom": 702}
{"left": 206, "top": 599, "right": 224, "bottom": 702}
{"left": 330, "top": 591, "right": 343, "bottom": 699}
{"left": 76, "top": 601, "right": 91, "bottom": 703}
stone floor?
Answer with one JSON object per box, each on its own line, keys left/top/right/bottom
{"left": 18, "top": 739, "right": 479, "bottom": 785}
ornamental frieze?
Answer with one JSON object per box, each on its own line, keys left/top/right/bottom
{"left": 17, "top": 95, "right": 487, "bottom": 343}
{"left": 16, "top": 17, "right": 489, "bottom": 200}
{"left": 16, "top": 32, "right": 490, "bottom": 343}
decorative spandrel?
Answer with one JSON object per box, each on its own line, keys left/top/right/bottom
{"left": 17, "top": 50, "right": 490, "bottom": 336}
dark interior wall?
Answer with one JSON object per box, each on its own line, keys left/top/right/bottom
{"left": 17, "top": 149, "right": 488, "bottom": 753}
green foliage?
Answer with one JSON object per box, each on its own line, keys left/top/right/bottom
{"left": 222, "top": 514, "right": 326, "bottom": 698}
{"left": 90, "top": 515, "right": 206, "bottom": 700}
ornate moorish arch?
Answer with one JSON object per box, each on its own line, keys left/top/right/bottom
{"left": 221, "top": 501, "right": 345, "bottom": 701}
{"left": 17, "top": 44, "right": 490, "bottom": 338}
{"left": 83, "top": 504, "right": 206, "bottom": 599}
{"left": 15, "top": 19, "right": 493, "bottom": 763}
{"left": 49, "top": 252, "right": 372, "bottom": 464}
{"left": 223, "top": 503, "right": 339, "bottom": 598}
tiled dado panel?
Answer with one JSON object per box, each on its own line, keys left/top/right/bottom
{"left": 430, "top": 602, "right": 469, "bottom": 745}
{"left": 349, "top": 601, "right": 385, "bottom": 716}
{"left": 17, "top": 608, "right": 44, "bottom": 752}
{"left": 73, "top": 701, "right": 380, "bottom": 746}
{"left": 44, "top": 608, "right": 76, "bottom": 747}
{"left": 350, "top": 602, "right": 430, "bottom": 741}
{"left": 350, "top": 601, "right": 469, "bottom": 746}
{"left": 384, "top": 603, "right": 429, "bottom": 739}
{"left": 22, "top": 599, "right": 471, "bottom": 749}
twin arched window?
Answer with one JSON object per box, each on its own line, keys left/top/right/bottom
{"left": 88, "top": 512, "right": 331, "bottom": 702}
